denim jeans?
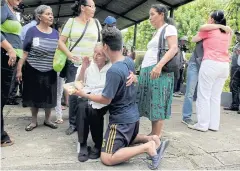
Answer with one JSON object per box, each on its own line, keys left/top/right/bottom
{"left": 66, "top": 61, "right": 78, "bottom": 128}
{"left": 182, "top": 62, "right": 199, "bottom": 120}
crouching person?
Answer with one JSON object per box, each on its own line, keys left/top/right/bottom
{"left": 75, "top": 43, "right": 111, "bottom": 162}
{"left": 73, "top": 26, "right": 169, "bottom": 170}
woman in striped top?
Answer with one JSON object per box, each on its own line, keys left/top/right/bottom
{"left": 17, "top": 5, "right": 59, "bottom": 131}
{"left": 58, "top": 0, "right": 101, "bottom": 135}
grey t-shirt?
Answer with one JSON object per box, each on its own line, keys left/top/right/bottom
{"left": 189, "top": 41, "right": 204, "bottom": 67}
{"left": 102, "top": 57, "right": 139, "bottom": 124}
{"left": 231, "top": 43, "right": 240, "bottom": 67}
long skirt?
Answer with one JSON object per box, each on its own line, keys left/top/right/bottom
{"left": 22, "top": 62, "right": 57, "bottom": 108}
{"left": 137, "top": 64, "right": 174, "bottom": 121}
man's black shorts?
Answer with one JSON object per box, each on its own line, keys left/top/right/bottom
{"left": 101, "top": 121, "right": 139, "bottom": 154}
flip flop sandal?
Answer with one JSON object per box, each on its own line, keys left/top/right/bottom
{"left": 1, "top": 139, "right": 14, "bottom": 147}
{"left": 25, "top": 123, "right": 38, "bottom": 131}
{"left": 147, "top": 140, "right": 170, "bottom": 170}
{"left": 44, "top": 122, "right": 58, "bottom": 129}
{"left": 54, "top": 119, "right": 64, "bottom": 124}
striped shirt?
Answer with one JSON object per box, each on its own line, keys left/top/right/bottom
{"left": 61, "top": 18, "right": 101, "bottom": 66}
{"left": 23, "top": 26, "right": 59, "bottom": 72}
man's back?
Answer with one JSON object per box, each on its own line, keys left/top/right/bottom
{"left": 102, "top": 57, "right": 139, "bottom": 124}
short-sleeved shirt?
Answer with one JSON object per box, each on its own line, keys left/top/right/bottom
{"left": 1, "top": 0, "right": 23, "bottom": 58}
{"left": 102, "top": 57, "right": 139, "bottom": 124}
{"left": 198, "top": 30, "right": 231, "bottom": 62}
{"left": 141, "top": 23, "right": 177, "bottom": 68}
{"left": 23, "top": 26, "right": 59, "bottom": 72}
{"left": 231, "top": 43, "right": 240, "bottom": 67}
{"left": 61, "top": 18, "right": 101, "bottom": 66}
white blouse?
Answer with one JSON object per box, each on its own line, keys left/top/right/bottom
{"left": 75, "top": 61, "right": 112, "bottom": 109}
{"left": 141, "top": 23, "right": 177, "bottom": 68}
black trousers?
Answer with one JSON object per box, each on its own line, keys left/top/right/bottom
{"left": 230, "top": 66, "right": 240, "bottom": 108}
{"left": 1, "top": 48, "right": 15, "bottom": 143}
{"left": 8, "top": 61, "right": 23, "bottom": 100}
{"left": 65, "top": 62, "right": 78, "bottom": 128}
{"left": 76, "top": 98, "right": 109, "bottom": 150}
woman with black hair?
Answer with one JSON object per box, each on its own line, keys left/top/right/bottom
{"left": 188, "top": 10, "right": 232, "bottom": 132}
{"left": 58, "top": 0, "right": 101, "bottom": 135}
{"left": 137, "top": 4, "right": 178, "bottom": 138}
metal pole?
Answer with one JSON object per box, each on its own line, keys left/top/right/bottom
{"left": 170, "top": 8, "right": 174, "bottom": 18}
{"left": 133, "top": 23, "right": 137, "bottom": 47}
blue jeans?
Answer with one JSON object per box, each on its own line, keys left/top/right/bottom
{"left": 182, "top": 62, "right": 199, "bottom": 120}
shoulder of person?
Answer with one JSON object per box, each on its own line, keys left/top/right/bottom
{"left": 166, "top": 24, "right": 177, "bottom": 32}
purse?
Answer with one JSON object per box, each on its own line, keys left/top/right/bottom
{"left": 53, "top": 18, "right": 89, "bottom": 72}
{"left": 157, "top": 25, "right": 184, "bottom": 73}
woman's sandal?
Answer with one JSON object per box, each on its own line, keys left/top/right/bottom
{"left": 44, "top": 122, "right": 58, "bottom": 129}
{"left": 54, "top": 119, "right": 64, "bottom": 124}
{"left": 25, "top": 123, "right": 38, "bottom": 131}
{"left": 1, "top": 139, "right": 14, "bottom": 147}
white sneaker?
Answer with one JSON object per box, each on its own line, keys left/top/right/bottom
{"left": 188, "top": 124, "right": 207, "bottom": 132}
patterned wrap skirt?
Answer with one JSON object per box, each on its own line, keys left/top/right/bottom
{"left": 137, "top": 64, "right": 174, "bottom": 121}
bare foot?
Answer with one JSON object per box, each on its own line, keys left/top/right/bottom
{"left": 150, "top": 135, "right": 161, "bottom": 149}
{"left": 146, "top": 140, "right": 157, "bottom": 157}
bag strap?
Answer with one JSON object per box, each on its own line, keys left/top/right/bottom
{"left": 157, "top": 24, "right": 168, "bottom": 62}
{"left": 94, "top": 19, "right": 100, "bottom": 42}
{"left": 69, "top": 20, "right": 90, "bottom": 52}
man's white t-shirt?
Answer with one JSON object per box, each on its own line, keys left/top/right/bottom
{"left": 141, "top": 24, "right": 177, "bottom": 68}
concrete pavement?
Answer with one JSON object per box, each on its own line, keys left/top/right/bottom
{"left": 1, "top": 98, "right": 240, "bottom": 170}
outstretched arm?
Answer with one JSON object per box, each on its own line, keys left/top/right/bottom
{"left": 199, "top": 24, "right": 232, "bottom": 33}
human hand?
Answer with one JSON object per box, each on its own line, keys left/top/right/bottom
{"left": 68, "top": 53, "right": 80, "bottom": 63}
{"left": 82, "top": 56, "right": 90, "bottom": 69}
{"left": 150, "top": 65, "right": 162, "bottom": 80}
{"left": 7, "top": 49, "right": 17, "bottom": 67}
{"left": 72, "top": 89, "right": 85, "bottom": 97}
{"left": 222, "top": 26, "right": 232, "bottom": 34}
{"left": 126, "top": 71, "right": 137, "bottom": 86}
{"left": 16, "top": 71, "right": 22, "bottom": 83}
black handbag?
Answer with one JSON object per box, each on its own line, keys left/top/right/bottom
{"left": 157, "top": 25, "right": 184, "bottom": 73}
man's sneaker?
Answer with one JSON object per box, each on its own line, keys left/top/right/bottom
{"left": 88, "top": 147, "right": 100, "bottom": 159}
{"left": 65, "top": 126, "right": 76, "bottom": 135}
{"left": 173, "top": 92, "right": 181, "bottom": 97}
{"left": 182, "top": 119, "right": 195, "bottom": 126}
{"left": 238, "top": 110, "right": 240, "bottom": 114}
{"left": 224, "top": 106, "right": 239, "bottom": 111}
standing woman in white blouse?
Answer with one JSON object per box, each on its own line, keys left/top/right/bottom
{"left": 137, "top": 4, "right": 178, "bottom": 138}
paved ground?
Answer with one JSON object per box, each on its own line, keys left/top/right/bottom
{"left": 1, "top": 97, "right": 240, "bottom": 170}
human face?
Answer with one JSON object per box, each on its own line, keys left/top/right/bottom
{"left": 81, "top": 0, "right": 96, "bottom": 18}
{"left": 39, "top": 8, "right": 54, "bottom": 26}
{"left": 207, "top": 16, "right": 215, "bottom": 24}
{"left": 8, "top": 0, "right": 22, "bottom": 8}
{"left": 93, "top": 46, "right": 107, "bottom": 67}
{"left": 149, "top": 8, "right": 163, "bottom": 29}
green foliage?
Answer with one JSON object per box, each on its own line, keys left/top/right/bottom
{"left": 124, "top": 0, "right": 239, "bottom": 90}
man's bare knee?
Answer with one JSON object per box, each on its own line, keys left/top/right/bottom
{"left": 100, "top": 152, "right": 114, "bottom": 166}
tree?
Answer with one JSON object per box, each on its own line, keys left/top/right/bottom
{"left": 124, "top": 0, "right": 236, "bottom": 51}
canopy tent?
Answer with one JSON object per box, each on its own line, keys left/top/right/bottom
{"left": 22, "top": 0, "right": 195, "bottom": 30}
{"left": 21, "top": 0, "right": 195, "bottom": 46}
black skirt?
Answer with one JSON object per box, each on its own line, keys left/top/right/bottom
{"left": 22, "top": 62, "right": 57, "bottom": 108}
